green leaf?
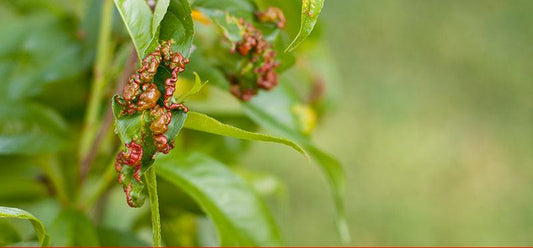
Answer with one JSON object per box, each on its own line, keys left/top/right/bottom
{"left": 285, "top": 0, "right": 324, "bottom": 53}
{"left": 0, "top": 221, "right": 21, "bottom": 246}
{"left": 183, "top": 111, "right": 308, "bottom": 158}
{"left": 145, "top": 167, "right": 161, "bottom": 247}
{"left": 0, "top": 206, "right": 49, "bottom": 247}
{"left": 155, "top": 151, "right": 282, "bottom": 246}
{"left": 242, "top": 87, "right": 350, "bottom": 243}
{"left": 48, "top": 209, "right": 99, "bottom": 246}
{"left": 192, "top": 0, "right": 256, "bottom": 18}
{"left": 0, "top": 102, "right": 68, "bottom": 155}
{"left": 192, "top": 0, "right": 257, "bottom": 43}
{"left": 152, "top": 0, "right": 170, "bottom": 37}
{"left": 112, "top": 96, "right": 188, "bottom": 207}
{"left": 176, "top": 72, "right": 207, "bottom": 103}
{"left": 158, "top": 0, "right": 194, "bottom": 56}
{"left": 113, "top": 0, "right": 154, "bottom": 58}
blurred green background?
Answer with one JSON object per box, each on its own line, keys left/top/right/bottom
{"left": 246, "top": 0, "right": 533, "bottom": 246}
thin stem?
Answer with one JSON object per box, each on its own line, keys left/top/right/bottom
{"left": 78, "top": 156, "right": 116, "bottom": 210}
{"left": 39, "top": 155, "right": 69, "bottom": 206}
{"left": 80, "top": 49, "right": 139, "bottom": 181}
{"left": 79, "top": 0, "right": 114, "bottom": 170}
{"left": 145, "top": 166, "right": 162, "bottom": 247}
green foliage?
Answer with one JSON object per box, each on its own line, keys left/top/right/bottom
{"left": 184, "top": 111, "right": 308, "bottom": 157}
{"left": 113, "top": 0, "right": 155, "bottom": 58}
{"left": 155, "top": 151, "right": 282, "bottom": 246}
{"left": 0, "top": 103, "right": 68, "bottom": 155}
{"left": 0, "top": 0, "right": 342, "bottom": 246}
{"left": 285, "top": 0, "right": 324, "bottom": 52}
{"left": 158, "top": 0, "right": 194, "bottom": 56}
{"left": 0, "top": 207, "right": 49, "bottom": 246}
{"left": 49, "top": 209, "right": 99, "bottom": 246}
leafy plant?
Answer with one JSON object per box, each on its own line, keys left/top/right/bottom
{"left": 0, "top": 0, "right": 347, "bottom": 246}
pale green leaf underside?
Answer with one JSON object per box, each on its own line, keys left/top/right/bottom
{"left": 152, "top": 0, "right": 170, "bottom": 37}
{"left": 114, "top": 0, "right": 194, "bottom": 58}
{"left": 113, "top": 0, "right": 154, "bottom": 58}
{"left": 285, "top": 0, "right": 325, "bottom": 52}
{"left": 155, "top": 151, "right": 282, "bottom": 246}
{"left": 183, "top": 111, "right": 308, "bottom": 158}
{"left": 0, "top": 206, "right": 49, "bottom": 246}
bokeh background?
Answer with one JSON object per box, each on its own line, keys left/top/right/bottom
{"left": 246, "top": 0, "right": 533, "bottom": 246}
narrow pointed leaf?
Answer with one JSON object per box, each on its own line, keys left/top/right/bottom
{"left": 0, "top": 206, "right": 49, "bottom": 247}
{"left": 155, "top": 151, "right": 282, "bottom": 246}
{"left": 183, "top": 111, "right": 307, "bottom": 158}
{"left": 176, "top": 72, "right": 207, "bottom": 103}
{"left": 285, "top": 0, "right": 324, "bottom": 52}
{"left": 152, "top": 0, "right": 170, "bottom": 37}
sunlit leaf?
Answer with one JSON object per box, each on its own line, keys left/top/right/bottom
{"left": 113, "top": 0, "right": 154, "bottom": 58}
{"left": 152, "top": 0, "right": 170, "bottom": 37}
{"left": 176, "top": 72, "right": 207, "bottom": 103}
{"left": 155, "top": 151, "right": 282, "bottom": 246}
{"left": 0, "top": 206, "right": 49, "bottom": 247}
{"left": 183, "top": 111, "right": 308, "bottom": 157}
{"left": 285, "top": 0, "right": 324, "bottom": 52}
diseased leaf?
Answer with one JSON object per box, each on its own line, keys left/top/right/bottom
{"left": 183, "top": 111, "right": 308, "bottom": 158}
{"left": 158, "top": 0, "right": 194, "bottom": 56}
{"left": 112, "top": 96, "right": 188, "bottom": 207}
{"left": 0, "top": 206, "right": 49, "bottom": 247}
{"left": 113, "top": 0, "right": 154, "bottom": 58}
{"left": 285, "top": 0, "right": 324, "bottom": 52}
{"left": 155, "top": 151, "right": 282, "bottom": 246}
{"left": 48, "top": 209, "right": 99, "bottom": 246}
{"left": 0, "top": 102, "right": 68, "bottom": 155}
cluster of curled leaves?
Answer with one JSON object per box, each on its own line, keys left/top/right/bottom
{"left": 111, "top": 0, "right": 349, "bottom": 245}
{"left": 0, "top": 0, "right": 346, "bottom": 246}
{"left": 113, "top": 41, "right": 190, "bottom": 207}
